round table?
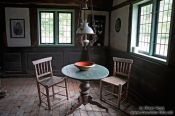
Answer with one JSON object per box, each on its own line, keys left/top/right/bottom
{"left": 62, "top": 64, "right": 109, "bottom": 115}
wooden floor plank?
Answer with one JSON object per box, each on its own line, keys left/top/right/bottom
{"left": 0, "top": 78, "right": 137, "bottom": 116}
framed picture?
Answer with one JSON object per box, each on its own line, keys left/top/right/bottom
{"left": 115, "top": 18, "right": 121, "bottom": 32}
{"left": 10, "top": 19, "right": 25, "bottom": 38}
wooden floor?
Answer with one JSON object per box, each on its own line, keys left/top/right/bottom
{"left": 0, "top": 78, "right": 137, "bottom": 116}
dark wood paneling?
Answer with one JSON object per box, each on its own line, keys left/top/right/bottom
{"left": 109, "top": 49, "right": 175, "bottom": 108}
{"left": 89, "top": 47, "right": 107, "bottom": 66}
{"left": 0, "top": 0, "right": 113, "bottom": 11}
{"left": 3, "top": 52, "right": 22, "bottom": 72}
{"left": 26, "top": 52, "right": 64, "bottom": 75}
{"left": 64, "top": 50, "right": 81, "bottom": 65}
{"left": 29, "top": 7, "right": 38, "bottom": 47}
{"left": 2, "top": 47, "right": 107, "bottom": 76}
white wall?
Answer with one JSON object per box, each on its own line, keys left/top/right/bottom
{"left": 110, "top": 5, "right": 130, "bottom": 51}
{"left": 5, "top": 7, "right": 31, "bottom": 47}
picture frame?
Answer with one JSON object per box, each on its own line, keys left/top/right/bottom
{"left": 115, "top": 18, "right": 121, "bottom": 32}
{"left": 10, "top": 19, "right": 25, "bottom": 38}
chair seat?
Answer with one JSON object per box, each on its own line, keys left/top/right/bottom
{"left": 101, "top": 76, "right": 127, "bottom": 86}
{"left": 39, "top": 76, "right": 65, "bottom": 87}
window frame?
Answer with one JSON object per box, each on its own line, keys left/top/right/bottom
{"left": 39, "top": 11, "right": 55, "bottom": 44}
{"left": 137, "top": 1, "right": 153, "bottom": 55}
{"left": 37, "top": 9, "right": 75, "bottom": 46}
{"left": 57, "top": 11, "right": 73, "bottom": 44}
{"left": 132, "top": 0, "right": 173, "bottom": 61}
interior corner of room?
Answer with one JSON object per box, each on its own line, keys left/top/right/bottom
{"left": 0, "top": 0, "right": 175, "bottom": 115}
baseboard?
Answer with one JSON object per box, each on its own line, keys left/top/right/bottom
{"left": 1, "top": 72, "right": 33, "bottom": 78}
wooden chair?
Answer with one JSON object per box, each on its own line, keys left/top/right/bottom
{"left": 100, "top": 57, "right": 133, "bottom": 108}
{"left": 32, "top": 57, "right": 68, "bottom": 110}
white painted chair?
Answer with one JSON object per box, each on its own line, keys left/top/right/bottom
{"left": 32, "top": 57, "right": 68, "bottom": 110}
{"left": 100, "top": 57, "right": 133, "bottom": 108}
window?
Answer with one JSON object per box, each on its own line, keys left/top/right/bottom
{"left": 38, "top": 9, "right": 74, "bottom": 45}
{"left": 137, "top": 3, "right": 153, "bottom": 53}
{"left": 40, "top": 12, "right": 54, "bottom": 44}
{"left": 131, "top": 0, "right": 173, "bottom": 61}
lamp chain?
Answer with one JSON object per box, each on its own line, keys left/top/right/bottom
{"left": 77, "top": 0, "right": 98, "bottom": 47}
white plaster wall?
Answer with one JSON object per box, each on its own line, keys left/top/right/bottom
{"left": 5, "top": 7, "right": 31, "bottom": 47}
{"left": 110, "top": 5, "right": 129, "bottom": 51}
{"left": 113, "top": 0, "right": 128, "bottom": 6}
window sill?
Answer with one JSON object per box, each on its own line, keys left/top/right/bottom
{"left": 130, "top": 51, "right": 167, "bottom": 65}
{"left": 38, "top": 44, "right": 74, "bottom": 47}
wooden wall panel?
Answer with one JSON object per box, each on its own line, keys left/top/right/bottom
{"left": 0, "top": 0, "right": 113, "bottom": 10}
{"left": 89, "top": 47, "right": 107, "bottom": 66}
{"left": 64, "top": 51, "right": 81, "bottom": 65}
{"left": 3, "top": 52, "right": 22, "bottom": 72}
{"left": 2, "top": 47, "right": 107, "bottom": 76}
{"left": 26, "top": 52, "right": 64, "bottom": 75}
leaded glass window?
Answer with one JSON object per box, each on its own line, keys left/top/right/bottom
{"left": 155, "top": 0, "right": 173, "bottom": 56}
{"left": 136, "top": 0, "right": 173, "bottom": 59}
{"left": 38, "top": 10, "right": 74, "bottom": 45}
{"left": 40, "top": 12, "right": 54, "bottom": 44}
{"left": 138, "top": 4, "right": 153, "bottom": 53}
{"left": 58, "top": 13, "right": 72, "bottom": 44}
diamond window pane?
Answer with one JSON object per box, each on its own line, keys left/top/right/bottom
{"left": 58, "top": 13, "right": 72, "bottom": 44}
{"left": 40, "top": 12, "right": 54, "bottom": 44}
{"left": 155, "top": 0, "right": 172, "bottom": 56}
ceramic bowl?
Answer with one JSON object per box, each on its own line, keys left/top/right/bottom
{"left": 74, "top": 61, "right": 95, "bottom": 71}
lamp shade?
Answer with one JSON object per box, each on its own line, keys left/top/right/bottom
{"left": 76, "top": 22, "right": 94, "bottom": 35}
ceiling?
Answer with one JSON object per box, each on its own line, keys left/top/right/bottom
{"left": 0, "top": 0, "right": 113, "bottom": 10}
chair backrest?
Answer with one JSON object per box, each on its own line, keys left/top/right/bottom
{"left": 113, "top": 57, "right": 133, "bottom": 79}
{"left": 32, "top": 57, "right": 53, "bottom": 82}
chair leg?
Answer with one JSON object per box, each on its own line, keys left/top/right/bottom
{"left": 65, "top": 78, "right": 69, "bottom": 100}
{"left": 126, "top": 83, "right": 129, "bottom": 100}
{"left": 46, "top": 87, "right": 51, "bottom": 110}
{"left": 100, "top": 81, "right": 102, "bottom": 100}
{"left": 112, "top": 85, "right": 115, "bottom": 94}
{"left": 52, "top": 86, "right": 55, "bottom": 98}
{"left": 36, "top": 83, "right": 41, "bottom": 105}
{"left": 117, "top": 85, "right": 122, "bottom": 108}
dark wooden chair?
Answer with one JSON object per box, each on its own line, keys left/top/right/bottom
{"left": 100, "top": 57, "right": 133, "bottom": 108}
{"left": 32, "top": 57, "right": 68, "bottom": 110}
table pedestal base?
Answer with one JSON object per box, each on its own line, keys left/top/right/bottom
{"left": 66, "top": 81, "right": 108, "bottom": 115}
